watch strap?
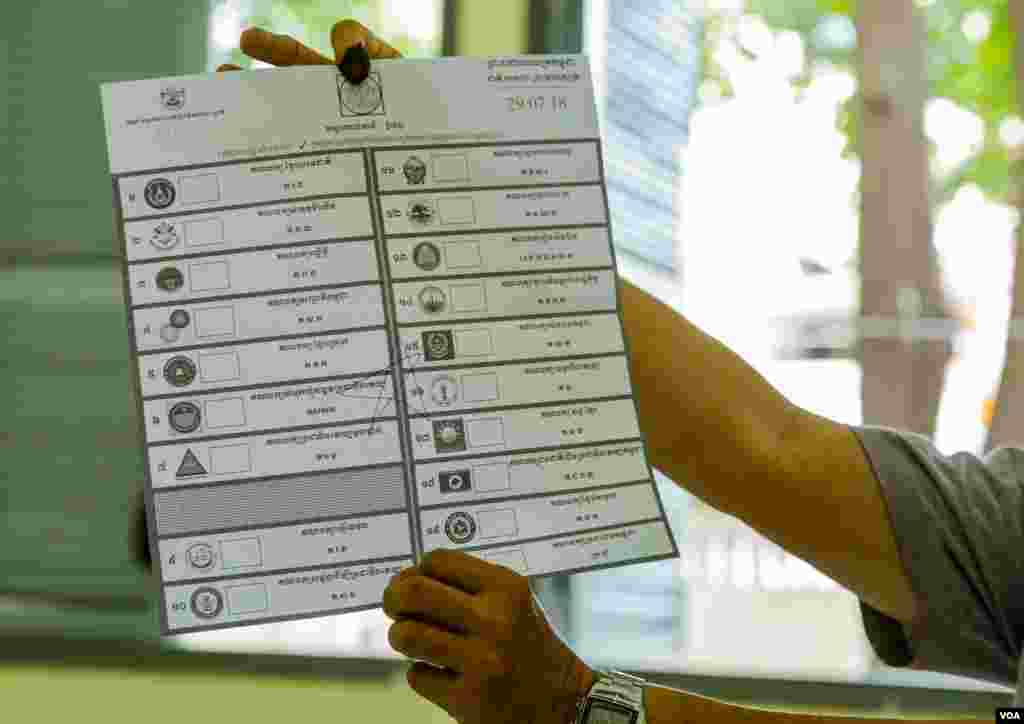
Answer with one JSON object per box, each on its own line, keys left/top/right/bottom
{"left": 574, "top": 669, "right": 647, "bottom": 724}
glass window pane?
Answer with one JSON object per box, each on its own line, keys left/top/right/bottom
{"left": 601, "top": 1, "right": 1016, "bottom": 700}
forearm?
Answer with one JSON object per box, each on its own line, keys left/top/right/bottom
{"left": 620, "top": 278, "right": 798, "bottom": 515}
{"left": 644, "top": 682, "right": 987, "bottom": 724}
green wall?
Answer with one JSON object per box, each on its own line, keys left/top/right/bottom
{"left": 2, "top": 1, "right": 208, "bottom": 633}
{"left": 2, "top": 0, "right": 209, "bottom": 259}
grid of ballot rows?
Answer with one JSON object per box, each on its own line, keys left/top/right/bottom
{"left": 117, "top": 142, "right": 676, "bottom": 633}
{"left": 120, "top": 149, "right": 415, "bottom": 632}
{"left": 368, "top": 142, "right": 673, "bottom": 569}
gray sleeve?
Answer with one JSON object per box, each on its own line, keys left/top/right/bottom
{"left": 851, "top": 425, "right": 1024, "bottom": 687}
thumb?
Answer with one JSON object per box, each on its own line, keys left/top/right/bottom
{"left": 330, "top": 19, "right": 402, "bottom": 61}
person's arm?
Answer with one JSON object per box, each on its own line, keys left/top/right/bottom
{"left": 621, "top": 279, "right": 919, "bottom": 625}
{"left": 644, "top": 682, "right": 987, "bottom": 723}
{"left": 380, "top": 548, "right": 982, "bottom": 724}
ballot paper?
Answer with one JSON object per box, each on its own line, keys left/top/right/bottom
{"left": 101, "top": 55, "right": 679, "bottom": 634}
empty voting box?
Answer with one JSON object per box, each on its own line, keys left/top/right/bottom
{"left": 226, "top": 582, "right": 269, "bottom": 614}
{"left": 203, "top": 397, "right": 246, "bottom": 429}
{"left": 199, "top": 350, "right": 240, "bottom": 382}
{"left": 467, "top": 417, "right": 504, "bottom": 447}
{"left": 461, "top": 373, "right": 499, "bottom": 403}
{"left": 431, "top": 153, "right": 470, "bottom": 183}
{"left": 444, "top": 241, "right": 482, "bottom": 270}
{"left": 179, "top": 173, "right": 222, "bottom": 205}
{"left": 455, "top": 328, "right": 493, "bottom": 357}
{"left": 450, "top": 283, "right": 487, "bottom": 313}
{"left": 472, "top": 461, "right": 510, "bottom": 492}
{"left": 438, "top": 197, "right": 476, "bottom": 225}
{"left": 184, "top": 217, "right": 225, "bottom": 247}
{"left": 209, "top": 443, "right": 251, "bottom": 475}
{"left": 194, "top": 306, "right": 237, "bottom": 339}
{"left": 220, "top": 537, "right": 263, "bottom": 570}
{"left": 188, "top": 260, "right": 231, "bottom": 293}
{"left": 477, "top": 509, "right": 518, "bottom": 539}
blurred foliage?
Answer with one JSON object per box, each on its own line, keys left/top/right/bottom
{"left": 703, "top": 0, "right": 1020, "bottom": 205}
{"left": 222, "top": 0, "right": 441, "bottom": 68}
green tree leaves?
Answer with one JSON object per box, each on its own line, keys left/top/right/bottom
{"left": 731, "top": 0, "right": 1019, "bottom": 204}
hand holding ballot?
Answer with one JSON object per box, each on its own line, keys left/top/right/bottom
{"left": 381, "top": 548, "right": 594, "bottom": 724}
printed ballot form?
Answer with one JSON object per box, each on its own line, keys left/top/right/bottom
{"left": 101, "top": 55, "right": 679, "bottom": 634}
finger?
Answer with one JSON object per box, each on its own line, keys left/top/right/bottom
{"left": 240, "top": 27, "right": 334, "bottom": 66}
{"left": 406, "top": 661, "right": 458, "bottom": 714}
{"left": 419, "top": 548, "right": 513, "bottom": 595}
{"left": 330, "top": 19, "right": 402, "bottom": 61}
{"left": 216, "top": 63, "right": 243, "bottom": 72}
{"left": 391, "top": 562, "right": 419, "bottom": 582}
{"left": 385, "top": 563, "right": 420, "bottom": 597}
{"left": 388, "top": 619, "right": 473, "bottom": 672}
{"left": 382, "top": 574, "right": 479, "bottom": 632}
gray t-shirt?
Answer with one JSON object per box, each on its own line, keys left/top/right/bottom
{"left": 851, "top": 425, "right": 1024, "bottom": 702}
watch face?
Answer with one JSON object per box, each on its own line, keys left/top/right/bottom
{"left": 582, "top": 699, "right": 637, "bottom": 724}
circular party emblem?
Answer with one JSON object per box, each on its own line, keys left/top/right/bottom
{"left": 186, "top": 543, "right": 216, "bottom": 570}
{"left": 444, "top": 511, "right": 476, "bottom": 544}
{"left": 190, "top": 587, "right": 224, "bottom": 619}
{"left": 155, "top": 267, "right": 184, "bottom": 292}
{"left": 412, "top": 241, "right": 441, "bottom": 271}
{"left": 340, "top": 76, "right": 383, "bottom": 115}
{"left": 143, "top": 178, "right": 176, "bottom": 210}
{"left": 168, "top": 401, "right": 202, "bottom": 434}
{"left": 163, "top": 356, "right": 197, "bottom": 388}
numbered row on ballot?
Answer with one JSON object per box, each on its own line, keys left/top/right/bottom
{"left": 400, "top": 313, "right": 625, "bottom": 368}
{"left": 148, "top": 420, "right": 403, "bottom": 490}
{"left": 162, "top": 520, "right": 675, "bottom": 632}
{"left": 380, "top": 185, "right": 607, "bottom": 236}
{"left": 392, "top": 269, "right": 617, "bottom": 325}
{"left": 148, "top": 397, "right": 641, "bottom": 490}
{"left": 138, "top": 330, "right": 390, "bottom": 398}
{"left": 133, "top": 284, "right": 385, "bottom": 352}
{"left": 124, "top": 195, "right": 373, "bottom": 264}
{"left": 413, "top": 440, "right": 650, "bottom": 508}
{"left": 386, "top": 227, "right": 612, "bottom": 281}
{"left": 372, "top": 141, "right": 601, "bottom": 192}
{"left": 419, "top": 480, "right": 662, "bottom": 552}
{"left": 403, "top": 354, "right": 633, "bottom": 417}
{"left": 129, "top": 240, "right": 377, "bottom": 306}
{"left": 118, "top": 151, "right": 367, "bottom": 223}
{"left": 164, "top": 557, "right": 412, "bottom": 633}
{"left": 409, "top": 397, "right": 641, "bottom": 463}
{"left": 158, "top": 510, "right": 415, "bottom": 584}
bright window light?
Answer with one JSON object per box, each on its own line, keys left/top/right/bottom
{"left": 1000, "top": 116, "right": 1024, "bottom": 148}
{"left": 962, "top": 9, "right": 992, "bottom": 44}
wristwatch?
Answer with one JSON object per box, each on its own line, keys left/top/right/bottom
{"left": 572, "top": 669, "right": 647, "bottom": 724}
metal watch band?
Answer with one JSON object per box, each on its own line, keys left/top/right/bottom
{"left": 573, "top": 669, "right": 647, "bottom": 724}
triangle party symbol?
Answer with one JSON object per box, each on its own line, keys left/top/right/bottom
{"left": 176, "top": 448, "right": 207, "bottom": 478}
